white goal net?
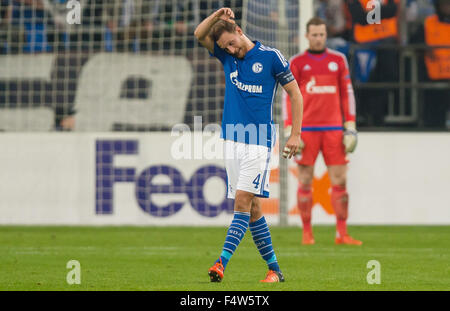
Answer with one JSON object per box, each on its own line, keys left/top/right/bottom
{"left": 0, "top": 0, "right": 309, "bottom": 132}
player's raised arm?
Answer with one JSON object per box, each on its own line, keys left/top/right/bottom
{"left": 282, "top": 80, "right": 304, "bottom": 159}
{"left": 194, "top": 8, "right": 235, "bottom": 54}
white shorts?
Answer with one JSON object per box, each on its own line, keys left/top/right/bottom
{"left": 224, "top": 140, "right": 272, "bottom": 199}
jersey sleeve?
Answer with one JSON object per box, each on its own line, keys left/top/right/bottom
{"left": 209, "top": 41, "right": 228, "bottom": 64}
{"left": 338, "top": 55, "right": 356, "bottom": 123}
{"left": 282, "top": 58, "right": 302, "bottom": 128}
{"left": 282, "top": 88, "right": 292, "bottom": 128}
{"left": 272, "top": 50, "right": 295, "bottom": 86}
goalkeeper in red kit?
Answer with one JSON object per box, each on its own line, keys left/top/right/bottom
{"left": 283, "top": 17, "right": 362, "bottom": 245}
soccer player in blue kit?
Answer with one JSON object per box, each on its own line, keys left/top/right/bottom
{"left": 194, "top": 8, "right": 303, "bottom": 283}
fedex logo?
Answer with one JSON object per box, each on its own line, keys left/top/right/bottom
{"left": 95, "top": 139, "right": 234, "bottom": 217}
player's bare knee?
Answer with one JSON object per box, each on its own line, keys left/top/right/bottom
{"left": 298, "top": 165, "right": 314, "bottom": 186}
{"left": 331, "top": 175, "right": 347, "bottom": 188}
{"left": 328, "top": 166, "right": 347, "bottom": 187}
{"left": 250, "top": 197, "right": 263, "bottom": 222}
{"left": 234, "top": 191, "right": 254, "bottom": 213}
{"left": 332, "top": 179, "right": 346, "bottom": 188}
{"left": 299, "top": 178, "right": 313, "bottom": 187}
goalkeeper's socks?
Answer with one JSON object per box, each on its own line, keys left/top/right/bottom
{"left": 297, "top": 183, "right": 313, "bottom": 234}
{"left": 336, "top": 219, "right": 347, "bottom": 239}
{"left": 331, "top": 185, "right": 349, "bottom": 238}
{"left": 216, "top": 211, "right": 250, "bottom": 269}
{"left": 249, "top": 216, "right": 281, "bottom": 272}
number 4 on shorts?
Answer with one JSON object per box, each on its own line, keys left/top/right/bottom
{"left": 253, "top": 174, "right": 261, "bottom": 189}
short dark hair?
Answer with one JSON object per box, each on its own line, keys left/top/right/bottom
{"left": 306, "top": 17, "right": 326, "bottom": 33}
{"left": 209, "top": 20, "right": 238, "bottom": 42}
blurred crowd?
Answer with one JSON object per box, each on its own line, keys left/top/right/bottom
{"left": 0, "top": 0, "right": 448, "bottom": 129}
{"left": 315, "top": 0, "right": 450, "bottom": 128}
{"left": 0, "top": 0, "right": 243, "bottom": 53}
{"left": 247, "top": 0, "right": 450, "bottom": 128}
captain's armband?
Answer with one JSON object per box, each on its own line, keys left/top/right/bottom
{"left": 276, "top": 69, "right": 295, "bottom": 86}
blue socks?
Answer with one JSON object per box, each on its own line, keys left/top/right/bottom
{"left": 215, "top": 213, "right": 281, "bottom": 273}
{"left": 217, "top": 211, "right": 250, "bottom": 269}
{"left": 249, "top": 216, "right": 280, "bottom": 272}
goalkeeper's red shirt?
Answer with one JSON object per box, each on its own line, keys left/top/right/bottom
{"left": 283, "top": 48, "right": 356, "bottom": 130}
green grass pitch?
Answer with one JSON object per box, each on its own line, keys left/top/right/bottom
{"left": 0, "top": 225, "right": 449, "bottom": 291}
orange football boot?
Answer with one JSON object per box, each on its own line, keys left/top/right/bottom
{"left": 208, "top": 259, "right": 225, "bottom": 282}
{"left": 335, "top": 235, "right": 363, "bottom": 245}
{"left": 302, "top": 231, "right": 315, "bottom": 245}
{"left": 260, "top": 270, "right": 285, "bottom": 283}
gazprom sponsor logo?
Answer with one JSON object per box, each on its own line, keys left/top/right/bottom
{"left": 306, "top": 77, "right": 337, "bottom": 94}
{"left": 230, "top": 70, "right": 263, "bottom": 94}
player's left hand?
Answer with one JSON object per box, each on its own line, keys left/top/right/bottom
{"left": 283, "top": 134, "right": 304, "bottom": 159}
{"left": 216, "top": 8, "right": 235, "bottom": 24}
{"left": 343, "top": 121, "right": 358, "bottom": 153}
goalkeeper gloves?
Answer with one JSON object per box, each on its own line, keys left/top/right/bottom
{"left": 343, "top": 121, "right": 358, "bottom": 153}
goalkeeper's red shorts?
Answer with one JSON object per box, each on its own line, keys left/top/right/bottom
{"left": 294, "top": 130, "right": 348, "bottom": 166}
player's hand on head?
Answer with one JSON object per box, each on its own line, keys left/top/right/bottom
{"left": 216, "top": 8, "right": 235, "bottom": 23}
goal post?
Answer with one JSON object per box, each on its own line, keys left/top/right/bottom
{"left": 299, "top": 0, "right": 315, "bottom": 53}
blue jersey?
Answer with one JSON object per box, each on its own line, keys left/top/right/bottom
{"left": 211, "top": 41, "right": 294, "bottom": 147}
